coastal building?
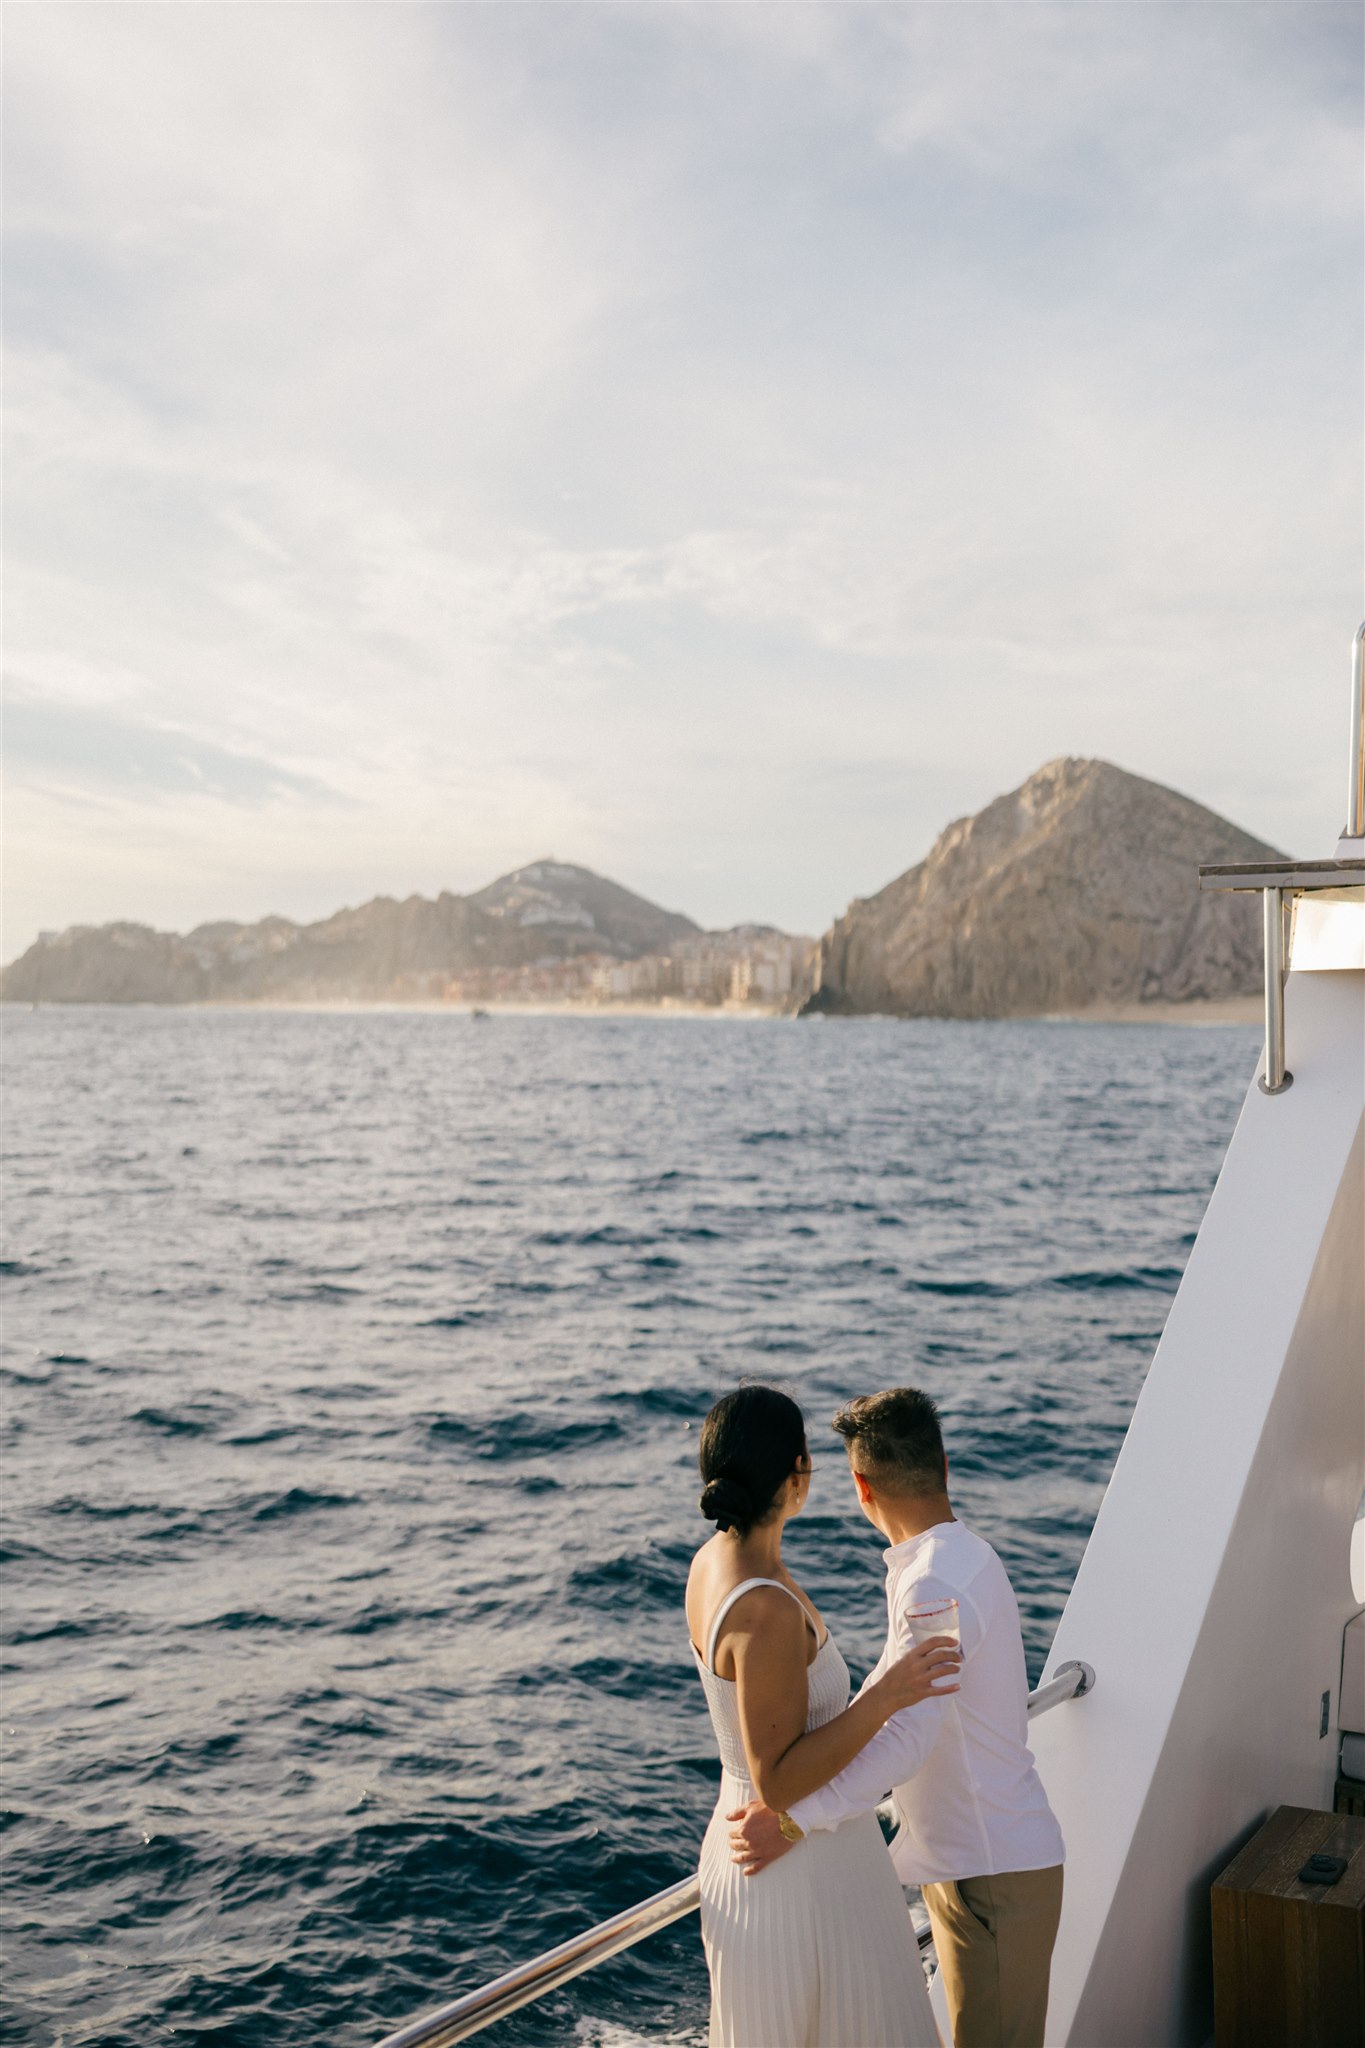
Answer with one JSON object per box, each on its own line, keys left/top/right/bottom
{"left": 588, "top": 957, "right": 666, "bottom": 1001}
{"left": 441, "top": 928, "right": 815, "bottom": 1010}
{"left": 727, "top": 934, "right": 814, "bottom": 1004}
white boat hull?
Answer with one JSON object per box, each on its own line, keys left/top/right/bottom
{"left": 1026, "top": 964, "right": 1365, "bottom": 2045}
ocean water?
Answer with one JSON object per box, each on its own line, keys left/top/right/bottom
{"left": 1, "top": 1006, "right": 1261, "bottom": 2048}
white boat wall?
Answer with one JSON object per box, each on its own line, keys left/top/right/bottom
{"left": 1008, "top": 911, "right": 1365, "bottom": 2042}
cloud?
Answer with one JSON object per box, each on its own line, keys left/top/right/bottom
{"left": 2, "top": 2, "right": 1360, "bottom": 960}
{"left": 868, "top": 4, "right": 1360, "bottom": 219}
{"left": 3, "top": 692, "right": 348, "bottom": 809}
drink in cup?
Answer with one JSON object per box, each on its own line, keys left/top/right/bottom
{"left": 904, "top": 1596, "right": 960, "bottom": 1687}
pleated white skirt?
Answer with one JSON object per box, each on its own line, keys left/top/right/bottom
{"left": 698, "top": 1770, "right": 941, "bottom": 2048}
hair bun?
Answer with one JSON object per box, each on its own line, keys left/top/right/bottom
{"left": 699, "top": 1474, "right": 752, "bottom": 1532}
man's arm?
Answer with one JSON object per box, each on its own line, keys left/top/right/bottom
{"left": 786, "top": 1686, "right": 949, "bottom": 1835}
{"left": 787, "top": 1574, "right": 973, "bottom": 1834}
{"left": 725, "top": 1691, "right": 950, "bottom": 1875}
{"left": 786, "top": 1571, "right": 973, "bottom": 1836}
{"left": 729, "top": 1572, "right": 972, "bottom": 1873}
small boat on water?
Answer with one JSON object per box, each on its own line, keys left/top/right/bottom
{"left": 378, "top": 625, "right": 1365, "bottom": 2048}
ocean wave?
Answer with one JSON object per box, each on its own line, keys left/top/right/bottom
{"left": 567, "top": 1547, "right": 693, "bottom": 1611}
{"left": 423, "top": 1413, "right": 625, "bottom": 1458}
{"left": 606, "top": 1385, "right": 707, "bottom": 1419}
{"left": 130, "top": 1404, "right": 223, "bottom": 1436}
{"left": 1047, "top": 1264, "right": 1184, "bottom": 1292}
{"left": 904, "top": 1276, "right": 1011, "bottom": 1297}
{"left": 250, "top": 1488, "right": 356, "bottom": 1523}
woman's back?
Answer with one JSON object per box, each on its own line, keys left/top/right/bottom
{"left": 692, "top": 1575, "right": 851, "bottom": 1783}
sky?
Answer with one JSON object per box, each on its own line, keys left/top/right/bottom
{"left": 4, "top": 2, "right": 1362, "bottom": 960}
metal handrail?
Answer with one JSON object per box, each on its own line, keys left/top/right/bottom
{"left": 374, "top": 1876, "right": 703, "bottom": 2048}
{"left": 1348, "top": 621, "right": 1365, "bottom": 840}
{"left": 1026, "top": 1657, "right": 1095, "bottom": 1718}
{"left": 375, "top": 1659, "right": 1095, "bottom": 2048}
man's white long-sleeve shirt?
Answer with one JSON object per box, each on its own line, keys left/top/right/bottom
{"left": 787, "top": 1519, "right": 1064, "bottom": 1887}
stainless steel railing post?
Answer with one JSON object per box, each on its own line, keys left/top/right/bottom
{"left": 1347, "top": 621, "right": 1365, "bottom": 840}
{"left": 1258, "top": 887, "right": 1292, "bottom": 1095}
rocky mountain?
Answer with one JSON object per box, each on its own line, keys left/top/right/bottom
{"left": 465, "top": 862, "right": 698, "bottom": 959}
{"left": 804, "top": 758, "right": 1281, "bottom": 1019}
{"left": 1, "top": 861, "right": 699, "bottom": 1004}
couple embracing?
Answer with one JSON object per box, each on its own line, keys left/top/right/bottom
{"left": 685, "top": 1385, "right": 1063, "bottom": 2048}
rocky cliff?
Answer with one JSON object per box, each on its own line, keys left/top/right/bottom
{"left": 805, "top": 759, "right": 1281, "bottom": 1019}
{"left": 1, "top": 861, "right": 699, "bottom": 1004}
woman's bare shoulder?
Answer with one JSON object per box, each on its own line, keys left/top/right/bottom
{"left": 713, "top": 1581, "right": 808, "bottom": 1641}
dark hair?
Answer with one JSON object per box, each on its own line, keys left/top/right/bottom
{"left": 698, "top": 1385, "right": 807, "bottom": 1537}
{"left": 831, "top": 1387, "right": 946, "bottom": 1497}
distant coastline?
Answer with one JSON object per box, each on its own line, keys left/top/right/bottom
{"left": 11, "top": 994, "right": 1264, "bottom": 1025}
{"left": 5, "top": 762, "right": 1280, "bottom": 1019}
{"left": 0, "top": 861, "right": 816, "bottom": 1012}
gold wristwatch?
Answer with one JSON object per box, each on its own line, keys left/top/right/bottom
{"left": 776, "top": 1811, "right": 805, "bottom": 1844}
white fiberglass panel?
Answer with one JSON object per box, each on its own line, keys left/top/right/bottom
{"left": 1291, "top": 892, "right": 1365, "bottom": 972}
{"left": 1029, "top": 969, "right": 1365, "bottom": 2047}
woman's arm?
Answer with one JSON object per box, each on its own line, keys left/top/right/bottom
{"left": 728, "top": 1593, "right": 959, "bottom": 1814}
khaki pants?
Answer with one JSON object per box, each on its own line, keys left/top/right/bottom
{"left": 921, "top": 1865, "right": 1064, "bottom": 2048}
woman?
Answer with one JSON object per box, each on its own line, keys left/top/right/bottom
{"left": 686, "top": 1384, "right": 956, "bottom": 2048}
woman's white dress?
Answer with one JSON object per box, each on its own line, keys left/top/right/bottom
{"left": 694, "top": 1577, "right": 940, "bottom": 2048}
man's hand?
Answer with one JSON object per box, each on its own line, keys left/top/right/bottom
{"left": 726, "top": 1801, "right": 798, "bottom": 1877}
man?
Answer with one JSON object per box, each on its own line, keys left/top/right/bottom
{"left": 728, "top": 1388, "right": 1064, "bottom": 2048}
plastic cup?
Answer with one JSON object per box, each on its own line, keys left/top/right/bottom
{"left": 904, "top": 1597, "right": 960, "bottom": 1687}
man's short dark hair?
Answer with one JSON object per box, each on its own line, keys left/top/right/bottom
{"left": 831, "top": 1388, "right": 946, "bottom": 1497}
